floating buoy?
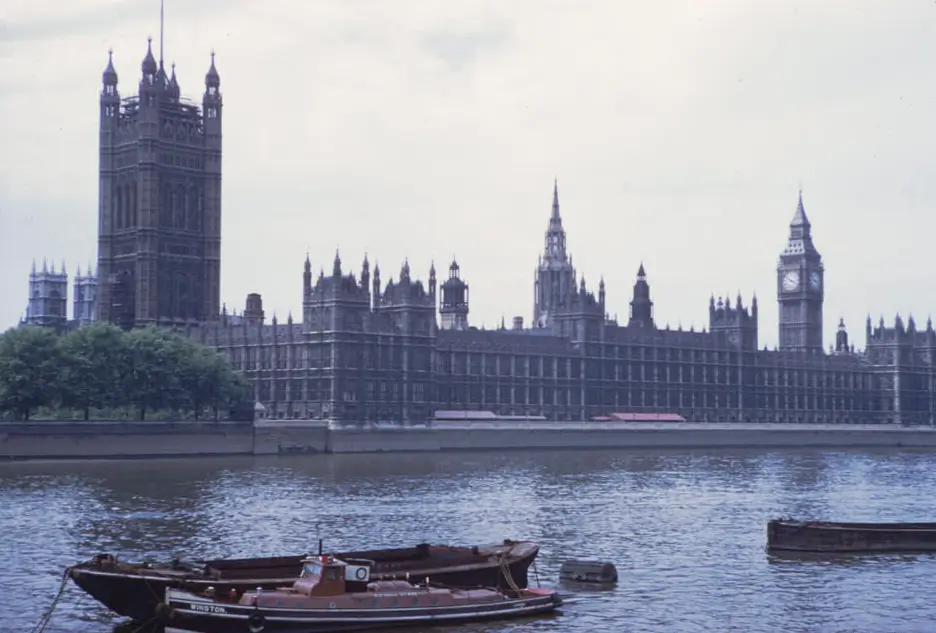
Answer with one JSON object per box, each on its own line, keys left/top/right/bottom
{"left": 558, "top": 560, "right": 618, "bottom": 584}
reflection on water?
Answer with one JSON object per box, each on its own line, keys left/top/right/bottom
{"left": 3, "top": 448, "right": 936, "bottom": 632}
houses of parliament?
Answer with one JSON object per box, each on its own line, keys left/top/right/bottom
{"left": 21, "top": 37, "right": 936, "bottom": 425}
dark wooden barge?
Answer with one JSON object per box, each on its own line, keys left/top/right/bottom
{"left": 162, "top": 554, "right": 560, "bottom": 633}
{"left": 68, "top": 540, "right": 538, "bottom": 622}
{"left": 767, "top": 518, "right": 936, "bottom": 553}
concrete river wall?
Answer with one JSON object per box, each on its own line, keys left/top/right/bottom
{"left": 2, "top": 420, "right": 936, "bottom": 460}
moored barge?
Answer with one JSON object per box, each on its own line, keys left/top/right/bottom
{"left": 767, "top": 518, "right": 936, "bottom": 553}
{"left": 68, "top": 539, "right": 538, "bottom": 621}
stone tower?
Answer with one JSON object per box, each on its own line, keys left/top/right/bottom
{"left": 96, "top": 40, "right": 222, "bottom": 329}
{"left": 533, "top": 179, "right": 576, "bottom": 328}
{"left": 628, "top": 263, "right": 655, "bottom": 329}
{"left": 73, "top": 262, "right": 98, "bottom": 325}
{"left": 709, "top": 293, "right": 759, "bottom": 350}
{"left": 25, "top": 259, "right": 68, "bottom": 328}
{"left": 439, "top": 259, "right": 469, "bottom": 330}
{"left": 777, "top": 191, "right": 824, "bottom": 352}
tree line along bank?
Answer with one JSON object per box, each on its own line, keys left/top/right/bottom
{"left": 0, "top": 323, "right": 253, "bottom": 421}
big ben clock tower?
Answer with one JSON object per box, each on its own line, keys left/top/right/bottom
{"left": 777, "top": 191, "right": 824, "bottom": 352}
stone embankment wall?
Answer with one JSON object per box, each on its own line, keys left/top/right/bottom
{"left": 0, "top": 420, "right": 255, "bottom": 460}
{"left": 253, "top": 420, "right": 329, "bottom": 454}
{"left": 428, "top": 422, "right": 936, "bottom": 452}
{"left": 3, "top": 420, "right": 936, "bottom": 460}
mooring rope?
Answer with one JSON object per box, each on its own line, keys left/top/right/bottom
{"left": 499, "top": 555, "right": 522, "bottom": 594}
{"left": 29, "top": 568, "right": 70, "bottom": 633}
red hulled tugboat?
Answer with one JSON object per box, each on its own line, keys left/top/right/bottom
{"left": 163, "top": 553, "right": 561, "bottom": 633}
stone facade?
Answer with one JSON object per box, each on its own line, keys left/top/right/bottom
{"left": 96, "top": 41, "right": 222, "bottom": 329}
{"left": 185, "top": 185, "right": 936, "bottom": 426}
{"left": 23, "top": 259, "right": 68, "bottom": 328}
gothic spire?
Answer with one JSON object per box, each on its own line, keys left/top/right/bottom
{"left": 782, "top": 189, "right": 819, "bottom": 256}
{"left": 551, "top": 178, "right": 560, "bottom": 223}
{"left": 791, "top": 189, "right": 810, "bottom": 228}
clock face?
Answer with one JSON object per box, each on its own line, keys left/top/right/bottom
{"left": 809, "top": 271, "right": 821, "bottom": 291}
{"left": 728, "top": 331, "right": 740, "bottom": 345}
{"left": 782, "top": 270, "right": 800, "bottom": 292}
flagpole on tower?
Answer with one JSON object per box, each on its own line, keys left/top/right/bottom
{"left": 159, "top": 0, "right": 164, "bottom": 67}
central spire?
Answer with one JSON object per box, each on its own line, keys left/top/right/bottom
{"left": 551, "top": 178, "right": 560, "bottom": 224}
{"left": 542, "top": 178, "right": 570, "bottom": 264}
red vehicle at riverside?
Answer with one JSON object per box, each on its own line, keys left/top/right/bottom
{"left": 590, "top": 413, "right": 687, "bottom": 422}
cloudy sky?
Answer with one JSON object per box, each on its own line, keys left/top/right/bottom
{"left": 1, "top": 0, "right": 935, "bottom": 348}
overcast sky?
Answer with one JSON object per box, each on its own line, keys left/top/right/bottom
{"left": 2, "top": 0, "right": 935, "bottom": 349}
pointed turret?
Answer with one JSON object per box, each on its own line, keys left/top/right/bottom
{"left": 102, "top": 49, "right": 118, "bottom": 86}
{"left": 333, "top": 249, "right": 342, "bottom": 277}
{"left": 835, "top": 317, "right": 849, "bottom": 353}
{"left": 141, "top": 37, "right": 157, "bottom": 76}
{"left": 168, "top": 62, "right": 180, "bottom": 99}
{"left": 205, "top": 50, "right": 220, "bottom": 88}
{"left": 401, "top": 258, "right": 411, "bottom": 281}
{"left": 628, "top": 263, "right": 654, "bottom": 329}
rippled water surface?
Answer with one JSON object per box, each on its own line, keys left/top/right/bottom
{"left": 4, "top": 448, "right": 936, "bottom": 632}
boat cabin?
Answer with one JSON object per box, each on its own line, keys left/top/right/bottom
{"left": 291, "top": 555, "right": 372, "bottom": 596}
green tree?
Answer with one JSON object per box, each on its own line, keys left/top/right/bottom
{"left": 124, "top": 327, "right": 189, "bottom": 420}
{"left": 217, "top": 368, "right": 253, "bottom": 420}
{"left": 0, "top": 326, "right": 63, "bottom": 420}
{"left": 58, "top": 323, "right": 129, "bottom": 420}
{"left": 179, "top": 343, "right": 222, "bottom": 420}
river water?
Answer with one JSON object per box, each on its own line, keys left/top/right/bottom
{"left": 3, "top": 448, "right": 936, "bottom": 633}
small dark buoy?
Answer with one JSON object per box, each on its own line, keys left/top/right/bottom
{"left": 558, "top": 559, "right": 618, "bottom": 584}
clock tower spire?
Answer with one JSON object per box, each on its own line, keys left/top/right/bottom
{"left": 777, "top": 190, "right": 824, "bottom": 352}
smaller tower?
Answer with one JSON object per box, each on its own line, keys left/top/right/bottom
{"left": 25, "top": 259, "right": 69, "bottom": 328}
{"left": 709, "top": 292, "right": 759, "bottom": 350}
{"left": 627, "top": 263, "right": 654, "bottom": 329}
{"left": 835, "top": 318, "right": 849, "bottom": 353}
{"left": 73, "top": 262, "right": 98, "bottom": 325}
{"left": 428, "top": 261, "right": 437, "bottom": 306}
{"left": 243, "top": 293, "right": 265, "bottom": 326}
{"left": 439, "top": 259, "right": 469, "bottom": 331}
{"left": 303, "top": 253, "right": 312, "bottom": 300}
{"left": 361, "top": 255, "right": 371, "bottom": 309}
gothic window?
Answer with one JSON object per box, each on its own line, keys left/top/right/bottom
{"left": 176, "top": 184, "right": 187, "bottom": 229}
{"left": 188, "top": 185, "right": 199, "bottom": 230}
{"left": 113, "top": 187, "right": 122, "bottom": 229}
{"left": 130, "top": 182, "right": 138, "bottom": 227}
{"left": 121, "top": 184, "right": 130, "bottom": 228}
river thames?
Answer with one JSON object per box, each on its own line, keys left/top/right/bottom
{"left": 3, "top": 448, "right": 936, "bottom": 633}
